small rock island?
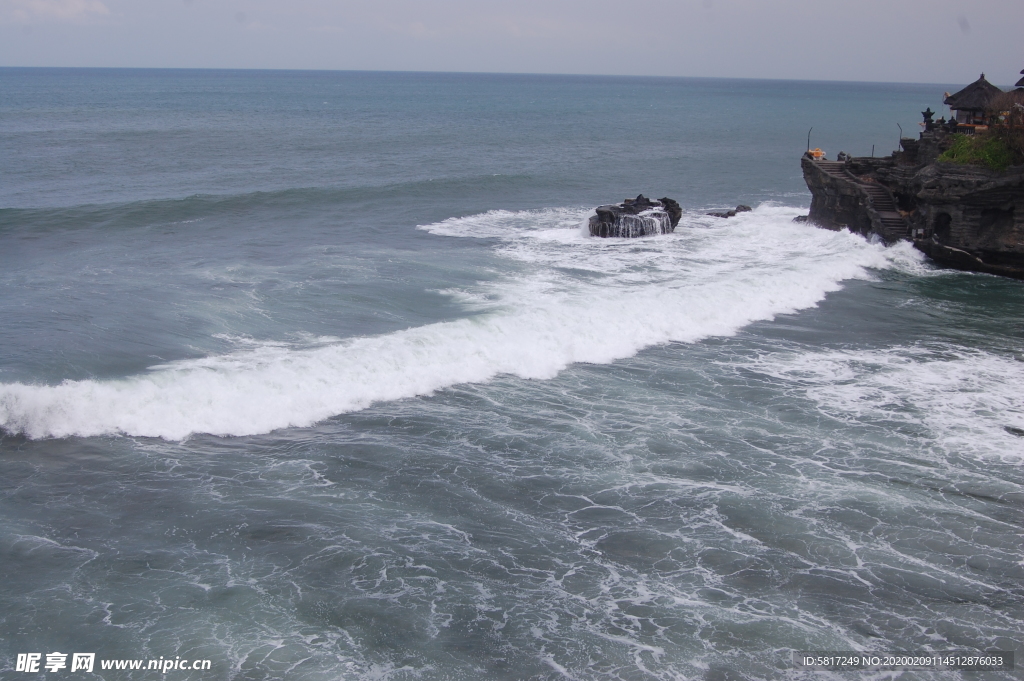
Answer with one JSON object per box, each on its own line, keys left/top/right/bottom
{"left": 589, "top": 194, "right": 682, "bottom": 238}
{"left": 801, "top": 71, "right": 1024, "bottom": 278}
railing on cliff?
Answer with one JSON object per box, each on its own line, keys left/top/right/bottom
{"left": 954, "top": 124, "right": 988, "bottom": 136}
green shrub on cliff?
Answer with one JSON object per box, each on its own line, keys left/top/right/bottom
{"left": 938, "top": 133, "right": 1017, "bottom": 171}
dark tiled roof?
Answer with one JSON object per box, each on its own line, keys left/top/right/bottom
{"left": 944, "top": 74, "right": 1004, "bottom": 111}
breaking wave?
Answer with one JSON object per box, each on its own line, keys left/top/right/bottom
{"left": 0, "top": 205, "right": 927, "bottom": 440}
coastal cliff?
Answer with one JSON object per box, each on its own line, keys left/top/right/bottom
{"left": 802, "top": 130, "right": 1024, "bottom": 279}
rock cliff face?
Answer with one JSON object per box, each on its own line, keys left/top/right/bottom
{"left": 801, "top": 131, "right": 1024, "bottom": 278}
{"left": 589, "top": 195, "right": 682, "bottom": 238}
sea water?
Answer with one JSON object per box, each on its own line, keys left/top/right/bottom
{"left": 1, "top": 69, "right": 1022, "bottom": 680}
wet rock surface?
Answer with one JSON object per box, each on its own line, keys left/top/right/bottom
{"left": 589, "top": 195, "right": 682, "bottom": 238}
{"left": 707, "top": 205, "right": 752, "bottom": 219}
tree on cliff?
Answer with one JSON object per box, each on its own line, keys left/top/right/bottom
{"left": 988, "top": 90, "right": 1024, "bottom": 165}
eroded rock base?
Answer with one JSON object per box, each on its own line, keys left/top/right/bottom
{"left": 589, "top": 195, "right": 682, "bottom": 238}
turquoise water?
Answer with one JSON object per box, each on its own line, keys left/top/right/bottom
{"left": 1, "top": 68, "right": 1022, "bottom": 680}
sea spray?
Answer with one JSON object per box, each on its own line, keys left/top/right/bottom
{"left": 0, "top": 206, "right": 924, "bottom": 440}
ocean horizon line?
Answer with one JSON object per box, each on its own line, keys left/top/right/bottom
{"left": 0, "top": 65, "right": 980, "bottom": 90}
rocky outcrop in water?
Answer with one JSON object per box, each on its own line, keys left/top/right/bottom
{"left": 589, "top": 195, "right": 682, "bottom": 238}
{"left": 707, "top": 205, "right": 752, "bottom": 219}
{"left": 801, "top": 131, "right": 1024, "bottom": 279}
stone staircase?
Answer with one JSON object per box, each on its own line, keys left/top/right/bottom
{"left": 814, "top": 161, "right": 908, "bottom": 241}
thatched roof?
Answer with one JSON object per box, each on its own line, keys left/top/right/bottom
{"left": 944, "top": 73, "right": 1004, "bottom": 111}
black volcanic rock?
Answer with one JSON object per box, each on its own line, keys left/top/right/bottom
{"left": 588, "top": 195, "right": 682, "bottom": 238}
{"left": 801, "top": 132, "right": 1024, "bottom": 278}
{"left": 707, "top": 205, "right": 752, "bottom": 218}
{"left": 660, "top": 197, "right": 683, "bottom": 227}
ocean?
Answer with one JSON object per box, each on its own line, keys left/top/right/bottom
{"left": 1, "top": 68, "right": 1022, "bottom": 680}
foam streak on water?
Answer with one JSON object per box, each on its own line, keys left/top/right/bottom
{"left": 0, "top": 206, "right": 915, "bottom": 440}
{"left": 743, "top": 345, "right": 1024, "bottom": 462}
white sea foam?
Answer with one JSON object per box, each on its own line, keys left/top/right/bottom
{"left": 743, "top": 345, "right": 1024, "bottom": 462}
{"left": 1, "top": 205, "right": 923, "bottom": 440}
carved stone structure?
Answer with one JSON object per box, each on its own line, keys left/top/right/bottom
{"left": 801, "top": 129, "right": 1024, "bottom": 278}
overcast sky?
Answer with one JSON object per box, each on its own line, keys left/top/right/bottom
{"left": 1, "top": 0, "right": 1021, "bottom": 85}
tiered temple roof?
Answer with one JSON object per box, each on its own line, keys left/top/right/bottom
{"left": 944, "top": 73, "right": 1004, "bottom": 112}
